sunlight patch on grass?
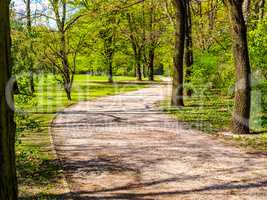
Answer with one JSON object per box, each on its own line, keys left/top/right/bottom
{"left": 162, "top": 83, "right": 267, "bottom": 151}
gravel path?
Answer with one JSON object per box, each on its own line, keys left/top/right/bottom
{"left": 52, "top": 83, "right": 267, "bottom": 200}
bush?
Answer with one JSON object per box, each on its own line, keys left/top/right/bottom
{"left": 191, "top": 51, "right": 234, "bottom": 93}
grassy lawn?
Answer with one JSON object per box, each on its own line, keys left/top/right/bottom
{"left": 16, "top": 75, "right": 155, "bottom": 199}
{"left": 162, "top": 81, "right": 267, "bottom": 152}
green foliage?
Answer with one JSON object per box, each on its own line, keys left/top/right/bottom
{"left": 191, "top": 51, "right": 234, "bottom": 92}
{"left": 15, "top": 112, "right": 40, "bottom": 134}
{"left": 249, "top": 18, "right": 267, "bottom": 78}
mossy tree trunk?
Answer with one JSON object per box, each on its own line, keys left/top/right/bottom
{"left": 171, "top": 0, "right": 186, "bottom": 106}
{"left": 225, "top": 0, "right": 251, "bottom": 134}
{"left": 0, "top": 0, "right": 18, "bottom": 199}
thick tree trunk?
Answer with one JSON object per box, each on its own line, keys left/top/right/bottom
{"left": 148, "top": 48, "right": 155, "bottom": 81}
{"left": 0, "top": 0, "right": 18, "bottom": 199}
{"left": 171, "top": 0, "right": 186, "bottom": 107}
{"left": 185, "top": 0, "right": 193, "bottom": 97}
{"left": 226, "top": 0, "right": 251, "bottom": 134}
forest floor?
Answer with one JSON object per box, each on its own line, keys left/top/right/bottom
{"left": 50, "top": 81, "right": 267, "bottom": 200}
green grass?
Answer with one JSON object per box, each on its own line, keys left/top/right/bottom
{"left": 162, "top": 82, "right": 267, "bottom": 151}
{"left": 16, "top": 75, "right": 155, "bottom": 199}
{"left": 162, "top": 89, "right": 233, "bottom": 133}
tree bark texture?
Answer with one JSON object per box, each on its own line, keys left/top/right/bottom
{"left": 225, "top": 0, "right": 251, "bottom": 134}
{"left": 171, "top": 0, "right": 186, "bottom": 106}
{"left": 0, "top": 0, "right": 18, "bottom": 199}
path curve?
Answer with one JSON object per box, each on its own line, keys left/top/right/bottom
{"left": 52, "top": 83, "right": 267, "bottom": 200}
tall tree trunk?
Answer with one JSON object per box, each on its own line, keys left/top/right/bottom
{"left": 147, "top": 1, "right": 155, "bottom": 81}
{"left": 136, "top": 50, "right": 142, "bottom": 81}
{"left": 185, "top": 0, "right": 193, "bottom": 97}
{"left": 225, "top": 0, "right": 251, "bottom": 134}
{"left": 148, "top": 47, "right": 155, "bottom": 81}
{"left": 171, "top": 0, "right": 186, "bottom": 107}
{"left": 127, "top": 13, "right": 142, "bottom": 81}
{"left": 26, "top": 0, "right": 34, "bottom": 94}
{"left": 0, "top": 0, "right": 18, "bottom": 199}
{"left": 60, "top": 1, "right": 72, "bottom": 101}
{"left": 142, "top": 0, "right": 147, "bottom": 79}
{"left": 103, "top": 29, "right": 114, "bottom": 83}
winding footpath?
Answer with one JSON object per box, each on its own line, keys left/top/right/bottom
{"left": 52, "top": 82, "right": 267, "bottom": 200}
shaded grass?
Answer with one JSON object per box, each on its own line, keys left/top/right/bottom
{"left": 16, "top": 75, "right": 153, "bottom": 199}
{"left": 162, "top": 90, "right": 233, "bottom": 133}
{"left": 162, "top": 82, "right": 267, "bottom": 151}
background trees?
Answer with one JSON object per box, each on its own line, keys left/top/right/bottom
{"left": 0, "top": 0, "right": 18, "bottom": 199}
{"left": 9, "top": 0, "right": 267, "bottom": 134}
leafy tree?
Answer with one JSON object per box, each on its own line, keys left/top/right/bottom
{"left": 39, "top": 0, "right": 85, "bottom": 100}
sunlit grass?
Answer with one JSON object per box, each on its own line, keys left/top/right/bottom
{"left": 162, "top": 82, "right": 267, "bottom": 151}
